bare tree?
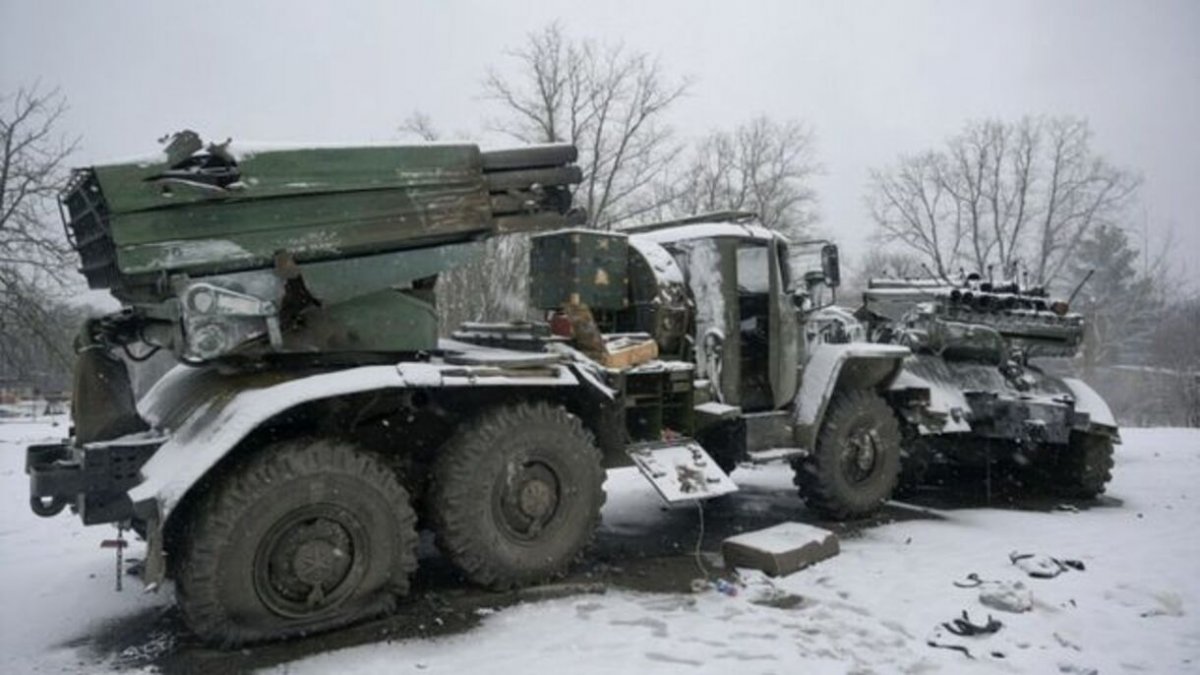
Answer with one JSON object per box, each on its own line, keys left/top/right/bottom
{"left": 1149, "top": 295, "right": 1200, "bottom": 426}
{"left": 0, "top": 84, "right": 78, "bottom": 373}
{"left": 868, "top": 117, "right": 1138, "bottom": 288}
{"left": 0, "top": 276, "right": 79, "bottom": 389}
{"left": 393, "top": 111, "right": 534, "bottom": 330}
{"left": 398, "top": 110, "right": 440, "bottom": 142}
{"left": 868, "top": 151, "right": 961, "bottom": 278}
{"left": 1, "top": 85, "right": 75, "bottom": 279}
{"left": 837, "top": 246, "right": 925, "bottom": 302}
{"left": 483, "top": 23, "right": 689, "bottom": 229}
{"left": 1032, "top": 119, "right": 1139, "bottom": 284}
{"left": 660, "top": 116, "right": 819, "bottom": 238}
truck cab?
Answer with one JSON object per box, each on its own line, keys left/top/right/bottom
{"left": 630, "top": 215, "right": 819, "bottom": 412}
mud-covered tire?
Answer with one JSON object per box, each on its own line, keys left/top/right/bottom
{"left": 794, "top": 389, "right": 902, "bottom": 519}
{"left": 429, "top": 402, "right": 605, "bottom": 589}
{"left": 174, "top": 438, "right": 419, "bottom": 646}
{"left": 1053, "top": 431, "right": 1114, "bottom": 498}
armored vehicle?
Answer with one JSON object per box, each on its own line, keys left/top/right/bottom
{"left": 28, "top": 136, "right": 913, "bottom": 645}
{"left": 856, "top": 276, "right": 1119, "bottom": 496}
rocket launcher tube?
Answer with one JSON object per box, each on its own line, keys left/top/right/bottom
{"left": 61, "top": 138, "right": 584, "bottom": 293}
{"left": 59, "top": 136, "right": 586, "bottom": 363}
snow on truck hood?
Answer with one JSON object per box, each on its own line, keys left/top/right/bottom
{"left": 632, "top": 221, "right": 782, "bottom": 245}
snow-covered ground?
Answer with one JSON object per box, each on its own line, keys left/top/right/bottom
{"left": 2, "top": 419, "right": 1197, "bottom": 674}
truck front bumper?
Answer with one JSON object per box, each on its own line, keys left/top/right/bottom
{"left": 26, "top": 437, "right": 163, "bottom": 525}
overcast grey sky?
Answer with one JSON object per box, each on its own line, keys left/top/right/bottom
{"left": 2, "top": 0, "right": 1197, "bottom": 281}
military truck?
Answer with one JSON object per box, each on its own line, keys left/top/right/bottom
{"left": 855, "top": 276, "right": 1119, "bottom": 496}
{"left": 27, "top": 136, "right": 913, "bottom": 645}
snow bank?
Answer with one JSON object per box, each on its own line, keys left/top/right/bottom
{"left": 2, "top": 422, "right": 1198, "bottom": 674}
{"left": 267, "top": 428, "right": 1200, "bottom": 675}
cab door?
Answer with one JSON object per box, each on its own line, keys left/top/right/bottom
{"left": 679, "top": 237, "right": 741, "bottom": 406}
{"left": 768, "top": 239, "right": 801, "bottom": 409}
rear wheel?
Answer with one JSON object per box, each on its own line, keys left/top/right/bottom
{"left": 794, "top": 389, "right": 901, "bottom": 519}
{"left": 430, "top": 402, "right": 605, "bottom": 589}
{"left": 1053, "top": 431, "right": 1115, "bottom": 498}
{"left": 174, "top": 438, "right": 418, "bottom": 646}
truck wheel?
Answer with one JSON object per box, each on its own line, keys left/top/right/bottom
{"left": 1054, "top": 431, "right": 1114, "bottom": 498}
{"left": 174, "top": 438, "right": 419, "bottom": 646}
{"left": 794, "top": 389, "right": 901, "bottom": 519}
{"left": 430, "top": 402, "right": 605, "bottom": 589}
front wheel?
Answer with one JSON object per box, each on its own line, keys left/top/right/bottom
{"left": 793, "top": 389, "right": 902, "bottom": 519}
{"left": 174, "top": 438, "right": 419, "bottom": 646}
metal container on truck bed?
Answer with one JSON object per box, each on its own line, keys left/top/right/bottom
{"left": 529, "top": 229, "right": 630, "bottom": 311}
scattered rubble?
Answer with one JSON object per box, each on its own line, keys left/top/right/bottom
{"left": 979, "top": 580, "right": 1034, "bottom": 613}
{"left": 721, "top": 522, "right": 839, "bottom": 577}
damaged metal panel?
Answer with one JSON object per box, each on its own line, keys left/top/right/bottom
{"left": 677, "top": 237, "right": 741, "bottom": 406}
{"left": 529, "top": 229, "right": 630, "bottom": 311}
{"left": 64, "top": 138, "right": 581, "bottom": 292}
{"left": 890, "top": 354, "right": 1105, "bottom": 443}
{"left": 59, "top": 135, "right": 585, "bottom": 362}
{"left": 626, "top": 440, "right": 738, "bottom": 503}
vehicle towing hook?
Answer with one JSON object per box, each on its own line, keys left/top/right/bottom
{"left": 30, "top": 495, "right": 68, "bottom": 517}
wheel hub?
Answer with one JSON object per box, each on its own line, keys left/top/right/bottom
{"left": 292, "top": 539, "right": 344, "bottom": 586}
{"left": 518, "top": 479, "right": 555, "bottom": 520}
{"left": 843, "top": 428, "right": 880, "bottom": 484}
{"left": 498, "top": 461, "right": 561, "bottom": 539}
{"left": 256, "top": 511, "right": 364, "bottom": 618}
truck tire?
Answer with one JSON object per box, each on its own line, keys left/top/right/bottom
{"left": 174, "top": 438, "right": 419, "bottom": 646}
{"left": 430, "top": 402, "right": 605, "bottom": 589}
{"left": 793, "top": 389, "right": 901, "bottom": 519}
{"left": 1054, "top": 431, "right": 1114, "bottom": 498}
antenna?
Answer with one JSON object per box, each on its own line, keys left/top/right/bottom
{"left": 1067, "top": 269, "right": 1095, "bottom": 305}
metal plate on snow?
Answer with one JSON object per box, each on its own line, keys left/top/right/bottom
{"left": 627, "top": 441, "right": 738, "bottom": 504}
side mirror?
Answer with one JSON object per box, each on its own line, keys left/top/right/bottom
{"left": 821, "top": 244, "right": 841, "bottom": 288}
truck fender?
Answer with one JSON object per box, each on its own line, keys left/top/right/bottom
{"left": 1060, "top": 377, "right": 1119, "bottom": 436}
{"left": 793, "top": 343, "right": 910, "bottom": 448}
{"left": 885, "top": 357, "right": 975, "bottom": 434}
{"left": 128, "top": 361, "right": 585, "bottom": 527}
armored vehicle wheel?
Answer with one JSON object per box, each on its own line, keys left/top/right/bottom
{"left": 794, "top": 389, "right": 902, "bottom": 519}
{"left": 430, "top": 402, "right": 605, "bottom": 589}
{"left": 174, "top": 438, "right": 419, "bottom": 646}
{"left": 1053, "top": 431, "right": 1114, "bottom": 498}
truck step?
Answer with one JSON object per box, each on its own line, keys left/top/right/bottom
{"left": 626, "top": 441, "right": 738, "bottom": 504}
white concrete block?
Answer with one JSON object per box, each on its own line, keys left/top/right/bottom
{"left": 721, "top": 522, "right": 839, "bottom": 577}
